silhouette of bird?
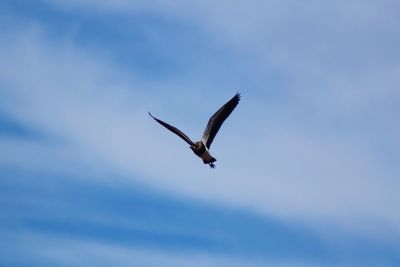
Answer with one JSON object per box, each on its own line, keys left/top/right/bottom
{"left": 149, "top": 92, "right": 240, "bottom": 168}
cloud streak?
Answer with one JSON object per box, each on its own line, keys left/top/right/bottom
{"left": 2, "top": 168, "right": 399, "bottom": 266}
{"left": 2, "top": 0, "right": 400, "bottom": 232}
{"left": 1, "top": 1, "right": 400, "bottom": 265}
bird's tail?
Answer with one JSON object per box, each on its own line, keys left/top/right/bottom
{"left": 203, "top": 157, "right": 216, "bottom": 164}
{"left": 203, "top": 157, "right": 216, "bottom": 168}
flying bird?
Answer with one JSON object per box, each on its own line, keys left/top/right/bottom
{"left": 149, "top": 92, "right": 240, "bottom": 168}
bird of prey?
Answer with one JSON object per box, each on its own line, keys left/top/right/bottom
{"left": 149, "top": 92, "right": 240, "bottom": 168}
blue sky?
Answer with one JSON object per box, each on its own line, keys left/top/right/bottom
{"left": 1, "top": 0, "right": 400, "bottom": 266}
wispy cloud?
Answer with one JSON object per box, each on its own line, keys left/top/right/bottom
{"left": 2, "top": 168, "right": 398, "bottom": 266}
{"left": 2, "top": 231, "right": 330, "bottom": 267}
{"left": 1, "top": 1, "right": 400, "bottom": 266}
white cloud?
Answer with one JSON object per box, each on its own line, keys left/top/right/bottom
{"left": 1, "top": 0, "right": 400, "bottom": 243}
{"left": 0, "top": 231, "right": 333, "bottom": 267}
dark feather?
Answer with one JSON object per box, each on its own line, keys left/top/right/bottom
{"left": 202, "top": 92, "right": 240, "bottom": 148}
{"left": 148, "top": 112, "right": 194, "bottom": 146}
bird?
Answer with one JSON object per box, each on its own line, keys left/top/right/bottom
{"left": 149, "top": 92, "right": 240, "bottom": 168}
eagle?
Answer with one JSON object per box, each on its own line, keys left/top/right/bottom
{"left": 149, "top": 92, "right": 240, "bottom": 168}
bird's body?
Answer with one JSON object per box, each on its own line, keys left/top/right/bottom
{"left": 190, "top": 141, "right": 216, "bottom": 168}
{"left": 149, "top": 92, "right": 240, "bottom": 168}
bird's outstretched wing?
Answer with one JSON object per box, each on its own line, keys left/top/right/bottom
{"left": 148, "top": 112, "right": 194, "bottom": 146}
{"left": 202, "top": 92, "right": 240, "bottom": 149}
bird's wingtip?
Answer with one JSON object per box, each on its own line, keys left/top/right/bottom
{"left": 235, "top": 91, "right": 241, "bottom": 101}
